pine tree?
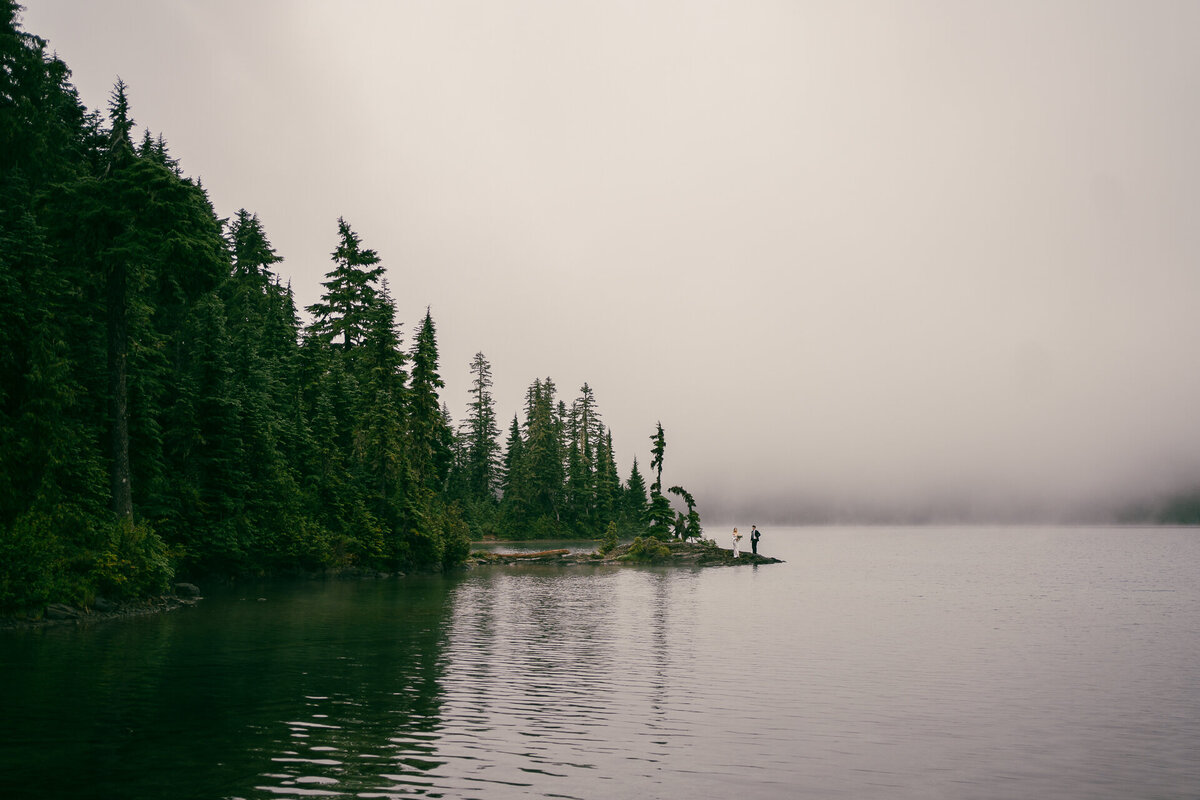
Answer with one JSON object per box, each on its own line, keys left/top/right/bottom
{"left": 103, "top": 80, "right": 135, "bottom": 518}
{"left": 649, "top": 421, "right": 666, "bottom": 494}
{"left": 526, "top": 379, "right": 565, "bottom": 533}
{"left": 0, "top": 183, "right": 107, "bottom": 525}
{"left": 164, "top": 291, "right": 245, "bottom": 567}
{"left": 297, "top": 330, "right": 372, "bottom": 563}
{"left": 573, "top": 384, "right": 603, "bottom": 461}
{"left": 0, "top": 1, "right": 97, "bottom": 189}
{"left": 462, "top": 351, "right": 501, "bottom": 502}
{"left": 564, "top": 383, "right": 604, "bottom": 535}
{"left": 104, "top": 77, "right": 134, "bottom": 171}
{"left": 622, "top": 457, "right": 649, "bottom": 533}
{"left": 352, "top": 284, "right": 408, "bottom": 540}
{"left": 306, "top": 217, "right": 384, "bottom": 350}
{"left": 1, "top": 7, "right": 113, "bottom": 607}
{"left": 408, "top": 308, "right": 452, "bottom": 492}
{"left": 647, "top": 422, "right": 673, "bottom": 538}
{"left": 498, "top": 413, "right": 527, "bottom": 534}
{"left": 498, "top": 378, "right": 566, "bottom": 538}
{"left": 594, "top": 429, "right": 621, "bottom": 532}
{"left": 219, "top": 209, "right": 311, "bottom": 566}
{"left": 668, "top": 485, "right": 702, "bottom": 540}
{"left": 229, "top": 209, "right": 282, "bottom": 285}
{"left": 564, "top": 431, "right": 589, "bottom": 533}
{"left": 15, "top": 73, "right": 229, "bottom": 593}
{"left": 39, "top": 81, "right": 228, "bottom": 524}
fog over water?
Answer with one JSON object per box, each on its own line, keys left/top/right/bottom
{"left": 24, "top": 1, "right": 1200, "bottom": 522}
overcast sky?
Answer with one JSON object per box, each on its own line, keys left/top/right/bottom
{"left": 21, "top": 1, "right": 1200, "bottom": 523}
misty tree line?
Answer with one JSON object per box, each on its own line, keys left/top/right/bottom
{"left": 0, "top": 5, "right": 700, "bottom": 611}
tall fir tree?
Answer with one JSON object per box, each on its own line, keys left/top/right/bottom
{"left": 499, "top": 413, "right": 527, "bottom": 529}
{"left": 462, "top": 351, "right": 501, "bottom": 502}
{"left": 647, "top": 422, "right": 674, "bottom": 538}
{"left": 564, "top": 383, "right": 604, "bottom": 535}
{"left": 215, "top": 209, "right": 315, "bottom": 568}
{"left": 594, "top": 429, "right": 621, "bottom": 533}
{"left": 351, "top": 283, "right": 409, "bottom": 551}
{"left": 500, "top": 378, "right": 566, "bottom": 538}
{"left": 622, "top": 457, "right": 650, "bottom": 533}
{"left": 306, "top": 217, "right": 384, "bottom": 350}
{"left": 408, "top": 308, "right": 453, "bottom": 493}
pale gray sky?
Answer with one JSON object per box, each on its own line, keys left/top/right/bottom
{"left": 22, "top": 1, "right": 1200, "bottom": 522}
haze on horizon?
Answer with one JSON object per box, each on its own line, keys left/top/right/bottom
{"left": 22, "top": 1, "right": 1200, "bottom": 524}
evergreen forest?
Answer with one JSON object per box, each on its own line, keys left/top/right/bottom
{"left": 0, "top": 5, "right": 701, "bottom": 613}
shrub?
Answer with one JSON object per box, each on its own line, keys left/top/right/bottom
{"left": 92, "top": 517, "right": 174, "bottom": 601}
{"left": 622, "top": 535, "right": 670, "bottom": 562}
{"left": 599, "top": 521, "right": 619, "bottom": 555}
{"left": 529, "top": 514, "right": 564, "bottom": 540}
{"left": 440, "top": 504, "right": 472, "bottom": 568}
{"left": 0, "top": 512, "right": 66, "bottom": 610}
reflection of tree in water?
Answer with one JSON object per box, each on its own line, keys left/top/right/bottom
{"left": 4, "top": 567, "right": 709, "bottom": 799}
{"left": 649, "top": 571, "right": 670, "bottom": 719}
{"left": 429, "top": 565, "right": 705, "bottom": 793}
{"left": 1, "top": 576, "right": 463, "bottom": 800}
{"left": 2, "top": 613, "right": 180, "bottom": 799}
{"left": 241, "top": 576, "right": 461, "bottom": 798}
{"left": 435, "top": 567, "right": 626, "bottom": 788}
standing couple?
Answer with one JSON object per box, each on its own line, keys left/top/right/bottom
{"left": 731, "top": 525, "right": 761, "bottom": 557}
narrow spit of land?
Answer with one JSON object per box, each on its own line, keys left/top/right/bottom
{"left": 468, "top": 539, "right": 783, "bottom": 567}
{"left": 4, "top": 542, "right": 781, "bottom": 629}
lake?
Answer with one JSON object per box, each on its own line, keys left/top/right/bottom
{"left": 2, "top": 526, "right": 1199, "bottom": 799}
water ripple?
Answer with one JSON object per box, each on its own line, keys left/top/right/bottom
{"left": 6, "top": 529, "right": 1200, "bottom": 799}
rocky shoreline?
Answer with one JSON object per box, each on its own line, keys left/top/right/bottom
{"left": 0, "top": 582, "right": 203, "bottom": 631}
{"left": 467, "top": 538, "right": 784, "bottom": 567}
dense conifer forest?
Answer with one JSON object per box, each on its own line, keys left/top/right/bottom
{"left": 0, "top": 5, "right": 699, "bottom": 612}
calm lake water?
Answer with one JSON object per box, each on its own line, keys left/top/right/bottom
{"left": 3, "top": 526, "right": 1199, "bottom": 799}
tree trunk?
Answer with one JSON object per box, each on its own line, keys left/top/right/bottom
{"left": 107, "top": 260, "right": 133, "bottom": 519}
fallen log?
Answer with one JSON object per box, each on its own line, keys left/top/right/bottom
{"left": 508, "top": 549, "right": 570, "bottom": 559}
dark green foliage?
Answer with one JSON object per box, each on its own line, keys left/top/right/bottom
{"left": 0, "top": 8, "right": 705, "bottom": 610}
{"left": 0, "top": 510, "right": 67, "bottom": 609}
{"left": 642, "top": 423, "right": 701, "bottom": 540}
{"left": 650, "top": 422, "right": 666, "bottom": 492}
{"left": 647, "top": 422, "right": 674, "bottom": 538}
{"left": 438, "top": 502, "right": 473, "bottom": 568}
{"left": 449, "top": 352, "right": 502, "bottom": 537}
{"left": 0, "top": 507, "right": 170, "bottom": 610}
{"left": 0, "top": 2, "right": 98, "bottom": 188}
{"left": 213, "top": 210, "right": 319, "bottom": 571}
{"left": 499, "top": 378, "right": 566, "bottom": 538}
{"left": 599, "top": 520, "right": 619, "bottom": 555}
{"left": 460, "top": 351, "right": 501, "bottom": 501}
{"left": 1116, "top": 486, "right": 1200, "bottom": 525}
{"left": 563, "top": 383, "right": 603, "bottom": 535}
{"left": 497, "top": 414, "right": 525, "bottom": 527}
{"left": 668, "top": 486, "right": 703, "bottom": 540}
{"left": 595, "top": 430, "right": 621, "bottom": 531}
{"left": 407, "top": 309, "right": 454, "bottom": 493}
{"left": 492, "top": 381, "right": 705, "bottom": 542}
{"left": 647, "top": 494, "right": 674, "bottom": 540}
{"left": 351, "top": 285, "right": 408, "bottom": 522}
{"left": 622, "top": 535, "right": 671, "bottom": 562}
{"left": 92, "top": 517, "right": 172, "bottom": 600}
{"left": 1158, "top": 494, "right": 1200, "bottom": 524}
{"left": 621, "top": 458, "right": 650, "bottom": 533}
{"left": 307, "top": 217, "right": 385, "bottom": 350}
